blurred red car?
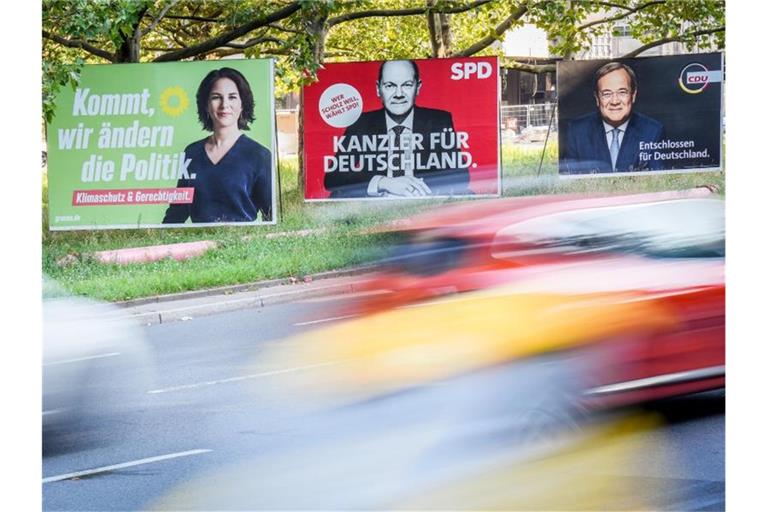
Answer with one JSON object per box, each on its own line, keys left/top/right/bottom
{"left": 152, "top": 189, "right": 723, "bottom": 511}
{"left": 340, "top": 188, "right": 724, "bottom": 407}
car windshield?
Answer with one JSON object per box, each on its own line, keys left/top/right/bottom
{"left": 379, "top": 237, "right": 470, "bottom": 276}
{"left": 493, "top": 198, "right": 724, "bottom": 259}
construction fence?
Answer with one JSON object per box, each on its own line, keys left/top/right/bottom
{"left": 500, "top": 103, "right": 558, "bottom": 144}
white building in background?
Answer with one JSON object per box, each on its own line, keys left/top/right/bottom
{"left": 503, "top": 25, "right": 551, "bottom": 58}
{"left": 577, "top": 21, "right": 693, "bottom": 59}
{"left": 502, "top": 17, "right": 704, "bottom": 62}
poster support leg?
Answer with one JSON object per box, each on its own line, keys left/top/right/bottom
{"left": 275, "top": 117, "right": 284, "bottom": 222}
{"left": 537, "top": 103, "right": 557, "bottom": 177}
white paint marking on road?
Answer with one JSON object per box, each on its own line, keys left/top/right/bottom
{"left": 131, "top": 281, "right": 354, "bottom": 318}
{"left": 297, "top": 289, "right": 389, "bottom": 304}
{"left": 42, "top": 449, "right": 212, "bottom": 484}
{"left": 259, "top": 282, "right": 351, "bottom": 299}
{"left": 140, "top": 295, "right": 261, "bottom": 315}
{"left": 293, "top": 314, "right": 357, "bottom": 326}
{"left": 146, "top": 361, "right": 339, "bottom": 394}
{"left": 44, "top": 352, "right": 121, "bottom": 366}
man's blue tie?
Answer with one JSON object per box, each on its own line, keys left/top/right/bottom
{"left": 610, "top": 128, "right": 620, "bottom": 171}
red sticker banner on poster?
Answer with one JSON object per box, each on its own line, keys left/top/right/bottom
{"left": 303, "top": 57, "right": 500, "bottom": 200}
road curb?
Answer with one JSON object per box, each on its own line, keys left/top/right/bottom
{"left": 116, "top": 265, "right": 374, "bottom": 308}
{"left": 116, "top": 266, "right": 376, "bottom": 325}
{"left": 127, "top": 279, "right": 364, "bottom": 325}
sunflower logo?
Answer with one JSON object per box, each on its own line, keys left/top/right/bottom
{"left": 159, "top": 86, "right": 190, "bottom": 117}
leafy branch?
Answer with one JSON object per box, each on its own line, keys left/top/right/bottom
{"left": 139, "top": 0, "right": 181, "bottom": 39}
{"left": 328, "top": 0, "right": 494, "bottom": 27}
{"left": 454, "top": 3, "right": 529, "bottom": 56}
{"left": 42, "top": 30, "right": 115, "bottom": 62}
{"left": 152, "top": 2, "right": 302, "bottom": 62}
{"left": 620, "top": 26, "right": 724, "bottom": 57}
{"left": 576, "top": 1, "right": 666, "bottom": 31}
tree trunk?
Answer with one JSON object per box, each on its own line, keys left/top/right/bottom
{"left": 297, "top": 19, "right": 328, "bottom": 196}
{"left": 297, "top": 86, "right": 305, "bottom": 193}
{"left": 437, "top": 13, "right": 452, "bottom": 57}
{"left": 116, "top": 35, "right": 141, "bottom": 63}
{"left": 115, "top": 6, "right": 148, "bottom": 63}
{"left": 426, "top": 0, "right": 452, "bottom": 57}
{"left": 427, "top": 0, "right": 441, "bottom": 57}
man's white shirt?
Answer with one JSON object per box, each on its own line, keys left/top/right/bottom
{"left": 603, "top": 119, "right": 629, "bottom": 148}
{"left": 367, "top": 111, "right": 416, "bottom": 196}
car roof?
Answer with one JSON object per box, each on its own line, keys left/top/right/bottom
{"left": 383, "top": 188, "right": 718, "bottom": 239}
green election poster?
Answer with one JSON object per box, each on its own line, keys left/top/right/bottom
{"left": 46, "top": 59, "right": 276, "bottom": 230}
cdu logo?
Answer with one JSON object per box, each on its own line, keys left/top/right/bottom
{"left": 678, "top": 63, "right": 723, "bottom": 94}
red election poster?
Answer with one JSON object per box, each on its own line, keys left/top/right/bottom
{"left": 303, "top": 57, "right": 500, "bottom": 200}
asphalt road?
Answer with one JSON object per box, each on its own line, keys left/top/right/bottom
{"left": 42, "top": 294, "right": 725, "bottom": 511}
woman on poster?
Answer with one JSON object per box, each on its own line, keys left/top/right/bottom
{"left": 163, "top": 67, "right": 272, "bottom": 223}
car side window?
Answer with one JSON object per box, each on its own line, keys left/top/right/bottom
{"left": 491, "top": 199, "right": 724, "bottom": 259}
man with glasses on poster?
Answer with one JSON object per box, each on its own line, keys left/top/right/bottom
{"left": 563, "top": 61, "right": 664, "bottom": 174}
{"left": 325, "top": 60, "right": 470, "bottom": 198}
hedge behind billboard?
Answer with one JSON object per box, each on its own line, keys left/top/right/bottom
{"left": 46, "top": 59, "right": 276, "bottom": 230}
{"left": 303, "top": 57, "right": 501, "bottom": 200}
{"left": 557, "top": 53, "right": 723, "bottom": 177}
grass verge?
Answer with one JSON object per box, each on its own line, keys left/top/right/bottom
{"left": 43, "top": 143, "right": 724, "bottom": 301}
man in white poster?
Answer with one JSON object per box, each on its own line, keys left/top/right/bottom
{"left": 325, "top": 60, "right": 470, "bottom": 198}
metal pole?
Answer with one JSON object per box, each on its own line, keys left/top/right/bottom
{"left": 536, "top": 102, "right": 557, "bottom": 177}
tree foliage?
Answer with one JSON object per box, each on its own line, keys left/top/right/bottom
{"left": 529, "top": 0, "right": 725, "bottom": 63}
{"left": 43, "top": 0, "right": 725, "bottom": 105}
{"left": 42, "top": 0, "right": 725, "bottom": 185}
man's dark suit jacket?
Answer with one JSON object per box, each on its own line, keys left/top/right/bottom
{"left": 562, "top": 111, "right": 664, "bottom": 174}
{"left": 324, "top": 106, "right": 471, "bottom": 198}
